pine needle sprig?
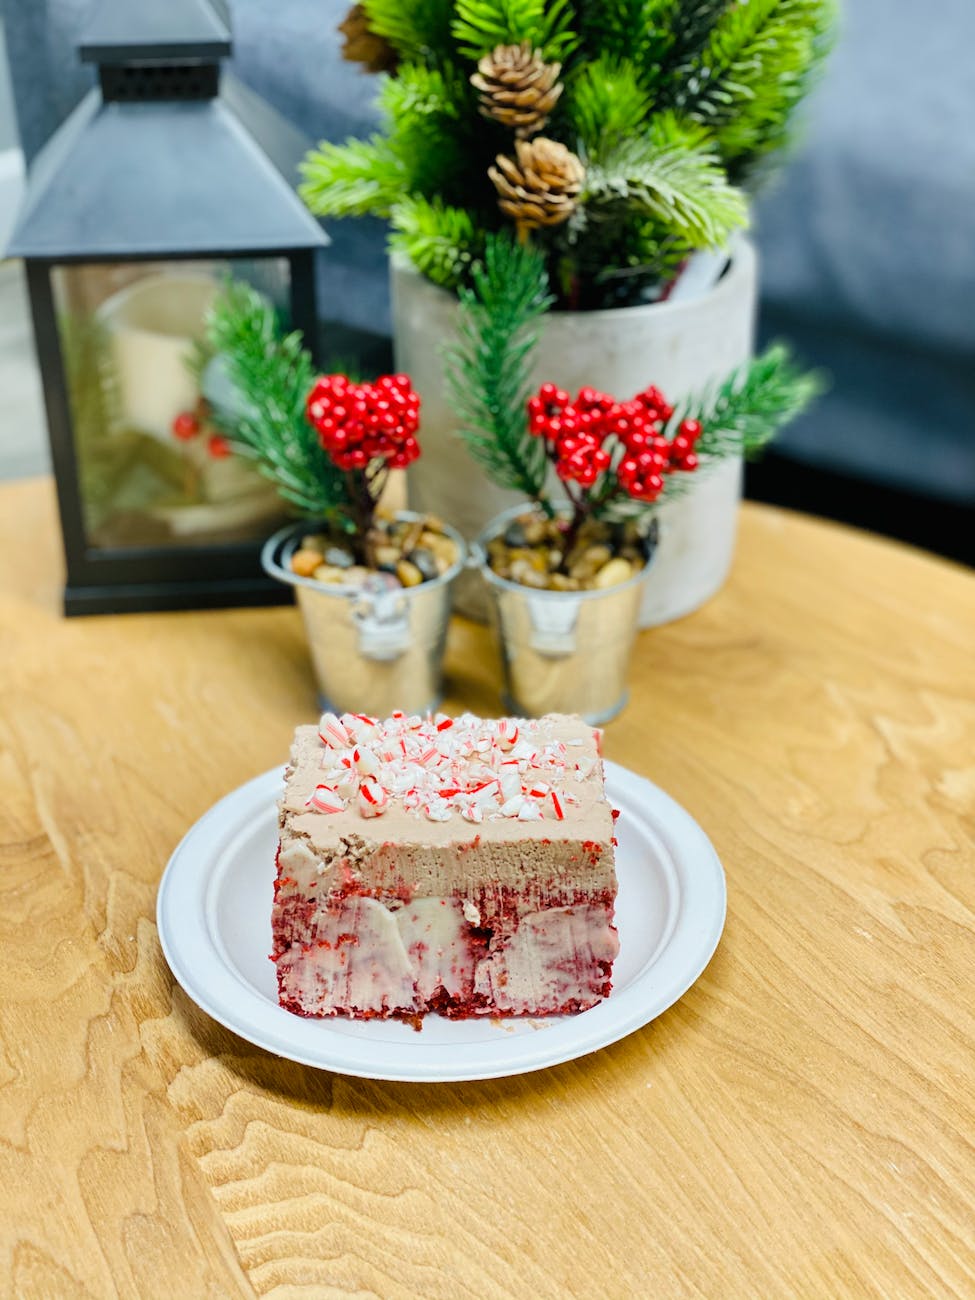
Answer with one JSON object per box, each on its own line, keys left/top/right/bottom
{"left": 452, "top": 0, "right": 579, "bottom": 62}
{"left": 299, "top": 136, "right": 407, "bottom": 219}
{"left": 595, "top": 343, "right": 823, "bottom": 524}
{"left": 673, "top": 0, "right": 836, "bottom": 172}
{"left": 584, "top": 111, "right": 748, "bottom": 248}
{"left": 688, "top": 343, "right": 826, "bottom": 459}
{"left": 205, "top": 282, "right": 351, "bottom": 521}
{"left": 576, "top": 0, "right": 675, "bottom": 73}
{"left": 655, "top": 0, "right": 732, "bottom": 81}
{"left": 565, "top": 56, "right": 652, "bottom": 155}
{"left": 381, "top": 63, "right": 474, "bottom": 198}
{"left": 443, "top": 233, "right": 554, "bottom": 500}
{"left": 390, "top": 196, "right": 484, "bottom": 290}
{"left": 361, "top": 0, "right": 456, "bottom": 63}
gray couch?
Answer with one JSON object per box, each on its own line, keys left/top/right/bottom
{"left": 4, "top": 0, "right": 973, "bottom": 552}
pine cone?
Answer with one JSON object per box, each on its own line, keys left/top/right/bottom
{"left": 338, "top": 3, "right": 398, "bottom": 75}
{"left": 489, "top": 138, "right": 585, "bottom": 237}
{"left": 471, "top": 42, "right": 563, "bottom": 138}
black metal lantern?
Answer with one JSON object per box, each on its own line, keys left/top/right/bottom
{"left": 6, "top": 0, "right": 328, "bottom": 614}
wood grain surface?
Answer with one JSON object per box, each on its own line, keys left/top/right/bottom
{"left": 1, "top": 476, "right": 974, "bottom": 1299}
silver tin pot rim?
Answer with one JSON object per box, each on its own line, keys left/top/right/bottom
{"left": 261, "top": 511, "right": 467, "bottom": 594}
{"left": 474, "top": 502, "right": 654, "bottom": 598}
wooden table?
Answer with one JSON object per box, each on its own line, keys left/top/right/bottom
{"left": 2, "top": 476, "right": 974, "bottom": 1299}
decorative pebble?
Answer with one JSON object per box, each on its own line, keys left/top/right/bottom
{"left": 407, "top": 547, "right": 439, "bottom": 582}
{"left": 396, "top": 559, "right": 424, "bottom": 587}
{"left": 290, "top": 547, "right": 324, "bottom": 577}
{"left": 569, "top": 544, "right": 612, "bottom": 581}
{"left": 594, "top": 557, "right": 633, "bottom": 589}
{"left": 312, "top": 563, "right": 347, "bottom": 584}
{"left": 323, "top": 544, "right": 355, "bottom": 569}
{"left": 375, "top": 545, "right": 400, "bottom": 571}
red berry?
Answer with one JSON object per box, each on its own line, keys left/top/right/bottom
{"left": 671, "top": 434, "right": 692, "bottom": 458}
{"left": 679, "top": 452, "right": 699, "bottom": 472}
{"left": 171, "top": 411, "right": 199, "bottom": 440}
{"left": 207, "top": 434, "right": 231, "bottom": 459}
{"left": 679, "top": 418, "right": 702, "bottom": 441}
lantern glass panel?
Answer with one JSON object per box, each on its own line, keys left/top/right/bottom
{"left": 53, "top": 257, "right": 292, "bottom": 550}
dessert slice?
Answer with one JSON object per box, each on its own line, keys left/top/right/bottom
{"left": 272, "top": 711, "right": 619, "bottom": 1020}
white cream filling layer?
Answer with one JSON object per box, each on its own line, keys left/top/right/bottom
{"left": 277, "top": 896, "right": 618, "bottom": 1015}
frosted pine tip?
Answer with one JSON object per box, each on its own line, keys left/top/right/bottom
{"left": 307, "top": 784, "right": 345, "bottom": 814}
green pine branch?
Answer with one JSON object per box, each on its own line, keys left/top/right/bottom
{"left": 380, "top": 63, "right": 473, "bottom": 198}
{"left": 389, "top": 196, "right": 484, "bottom": 290}
{"left": 205, "top": 281, "right": 351, "bottom": 521}
{"left": 584, "top": 111, "right": 749, "bottom": 248}
{"left": 443, "top": 233, "right": 553, "bottom": 500}
{"left": 657, "top": 0, "right": 732, "bottom": 77}
{"left": 575, "top": 0, "right": 675, "bottom": 72}
{"left": 452, "top": 0, "right": 579, "bottom": 62}
{"left": 361, "top": 0, "right": 456, "bottom": 63}
{"left": 300, "top": 65, "right": 475, "bottom": 220}
{"left": 673, "top": 0, "right": 837, "bottom": 172}
{"left": 596, "top": 343, "right": 823, "bottom": 523}
{"left": 299, "top": 136, "right": 406, "bottom": 219}
{"left": 686, "top": 343, "right": 825, "bottom": 460}
{"left": 565, "top": 56, "right": 652, "bottom": 155}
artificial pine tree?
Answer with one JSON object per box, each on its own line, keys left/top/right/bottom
{"left": 312, "top": 0, "right": 835, "bottom": 308}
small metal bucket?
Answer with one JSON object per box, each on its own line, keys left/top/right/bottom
{"left": 477, "top": 506, "right": 652, "bottom": 724}
{"left": 262, "top": 515, "right": 466, "bottom": 717}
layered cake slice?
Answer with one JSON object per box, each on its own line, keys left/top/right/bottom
{"left": 272, "top": 711, "right": 619, "bottom": 1020}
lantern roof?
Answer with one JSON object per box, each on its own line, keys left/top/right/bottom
{"left": 6, "top": 0, "right": 327, "bottom": 262}
{"left": 79, "top": 0, "right": 232, "bottom": 65}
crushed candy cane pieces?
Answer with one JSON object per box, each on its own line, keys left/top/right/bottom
{"left": 304, "top": 713, "right": 605, "bottom": 823}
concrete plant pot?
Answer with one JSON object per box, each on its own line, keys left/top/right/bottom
{"left": 391, "top": 241, "right": 757, "bottom": 625}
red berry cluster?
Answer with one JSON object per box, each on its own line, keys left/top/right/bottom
{"left": 170, "top": 405, "right": 230, "bottom": 460}
{"left": 526, "top": 382, "right": 703, "bottom": 503}
{"left": 306, "top": 373, "right": 421, "bottom": 472}
{"left": 527, "top": 384, "right": 613, "bottom": 488}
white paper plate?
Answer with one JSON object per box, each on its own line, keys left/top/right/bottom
{"left": 157, "top": 761, "right": 726, "bottom": 1082}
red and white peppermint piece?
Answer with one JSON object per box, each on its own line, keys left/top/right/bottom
{"left": 318, "top": 711, "right": 351, "bottom": 749}
{"left": 517, "top": 797, "right": 542, "bottom": 821}
{"left": 306, "top": 784, "right": 345, "bottom": 814}
{"left": 461, "top": 804, "right": 483, "bottom": 824}
{"left": 499, "top": 768, "right": 521, "bottom": 802}
{"left": 354, "top": 745, "right": 379, "bottom": 776}
{"left": 336, "top": 771, "right": 358, "bottom": 799}
{"left": 357, "top": 778, "right": 388, "bottom": 818}
{"left": 550, "top": 790, "right": 565, "bottom": 820}
{"left": 497, "top": 719, "right": 519, "bottom": 750}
